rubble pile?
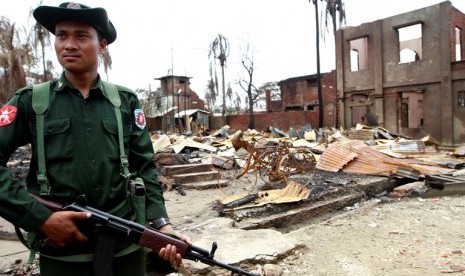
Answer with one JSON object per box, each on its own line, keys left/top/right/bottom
{"left": 148, "top": 124, "right": 465, "bottom": 229}
{"left": 2, "top": 123, "right": 465, "bottom": 275}
{"left": 0, "top": 259, "right": 39, "bottom": 276}
{"left": 6, "top": 145, "right": 31, "bottom": 187}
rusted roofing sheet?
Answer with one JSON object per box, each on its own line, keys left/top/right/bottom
{"left": 314, "top": 142, "right": 358, "bottom": 172}
{"left": 316, "top": 140, "right": 455, "bottom": 176}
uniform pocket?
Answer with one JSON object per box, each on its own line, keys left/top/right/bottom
{"left": 44, "top": 117, "right": 70, "bottom": 136}
{"left": 30, "top": 118, "right": 74, "bottom": 159}
{"left": 41, "top": 118, "right": 73, "bottom": 159}
{"left": 102, "top": 118, "right": 132, "bottom": 153}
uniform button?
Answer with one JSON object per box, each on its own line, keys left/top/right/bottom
{"left": 86, "top": 128, "right": 92, "bottom": 135}
{"left": 91, "top": 160, "right": 96, "bottom": 165}
{"left": 47, "top": 128, "right": 53, "bottom": 133}
{"left": 95, "top": 188, "right": 101, "bottom": 194}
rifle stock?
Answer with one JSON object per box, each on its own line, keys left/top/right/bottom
{"left": 29, "top": 193, "right": 258, "bottom": 276}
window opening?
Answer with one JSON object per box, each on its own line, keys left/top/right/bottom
{"left": 459, "top": 91, "right": 465, "bottom": 108}
{"left": 401, "top": 92, "right": 424, "bottom": 128}
{"left": 398, "top": 24, "right": 422, "bottom": 63}
{"left": 456, "top": 27, "right": 462, "bottom": 61}
{"left": 349, "top": 37, "right": 368, "bottom": 71}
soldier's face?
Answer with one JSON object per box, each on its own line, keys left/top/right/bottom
{"left": 54, "top": 21, "right": 106, "bottom": 74}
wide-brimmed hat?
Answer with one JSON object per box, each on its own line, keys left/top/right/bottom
{"left": 33, "top": 2, "right": 117, "bottom": 44}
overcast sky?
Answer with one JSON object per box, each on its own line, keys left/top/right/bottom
{"left": 2, "top": 0, "right": 465, "bottom": 98}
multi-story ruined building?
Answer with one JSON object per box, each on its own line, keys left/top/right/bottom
{"left": 269, "top": 71, "right": 337, "bottom": 127}
{"left": 335, "top": 1, "right": 465, "bottom": 147}
{"left": 148, "top": 75, "right": 207, "bottom": 132}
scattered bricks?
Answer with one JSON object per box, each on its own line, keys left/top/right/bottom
{"left": 161, "top": 163, "right": 213, "bottom": 176}
{"left": 171, "top": 170, "right": 221, "bottom": 184}
{"left": 347, "top": 129, "right": 374, "bottom": 141}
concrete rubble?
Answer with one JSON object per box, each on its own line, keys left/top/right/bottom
{"left": 1, "top": 123, "right": 465, "bottom": 275}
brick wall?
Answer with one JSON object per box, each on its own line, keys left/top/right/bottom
{"left": 211, "top": 71, "right": 338, "bottom": 132}
{"left": 210, "top": 110, "right": 320, "bottom": 132}
{"left": 190, "top": 91, "right": 205, "bottom": 110}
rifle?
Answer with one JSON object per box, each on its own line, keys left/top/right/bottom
{"left": 29, "top": 193, "right": 258, "bottom": 276}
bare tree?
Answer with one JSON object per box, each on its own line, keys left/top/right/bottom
{"left": 309, "top": 0, "right": 346, "bottom": 128}
{"left": 136, "top": 87, "right": 161, "bottom": 117}
{"left": 232, "top": 92, "right": 242, "bottom": 114}
{"left": 238, "top": 42, "right": 260, "bottom": 130}
{"left": 208, "top": 34, "right": 229, "bottom": 116}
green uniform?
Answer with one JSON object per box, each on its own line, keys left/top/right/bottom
{"left": 0, "top": 73, "right": 167, "bottom": 272}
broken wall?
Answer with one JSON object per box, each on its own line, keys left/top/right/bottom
{"left": 336, "top": 1, "right": 465, "bottom": 147}
{"left": 451, "top": 6, "right": 465, "bottom": 144}
{"left": 210, "top": 110, "right": 320, "bottom": 133}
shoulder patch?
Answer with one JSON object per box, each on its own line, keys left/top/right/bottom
{"left": 134, "top": 109, "right": 146, "bottom": 129}
{"left": 0, "top": 105, "right": 18, "bottom": 127}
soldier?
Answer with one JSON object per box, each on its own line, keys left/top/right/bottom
{"left": 0, "top": 2, "right": 191, "bottom": 275}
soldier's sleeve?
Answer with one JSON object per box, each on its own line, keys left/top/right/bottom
{"left": 121, "top": 88, "right": 169, "bottom": 220}
{"left": 0, "top": 90, "right": 53, "bottom": 232}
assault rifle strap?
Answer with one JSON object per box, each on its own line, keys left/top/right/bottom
{"left": 32, "top": 81, "right": 51, "bottom": 197}
{"left": 101, "top": 81, "right": 132, "bottom": 189}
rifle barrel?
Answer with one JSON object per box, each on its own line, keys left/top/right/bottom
{"left": 186, "top": 250, "right": 259, "bottom": 276}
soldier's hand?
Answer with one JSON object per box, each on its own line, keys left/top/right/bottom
{"left": 39, "top": 211, "right": 91, "bottom": 247}
{"left": 158, "top": 224, "right": 192, "bottom": 269}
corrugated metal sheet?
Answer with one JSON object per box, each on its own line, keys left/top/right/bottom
{"left": 340, "top": 141, "right": 397, "bottom": 175}
{"left": 316, "top": 140, "right": 456, "bottom": 176}
{"left": 315, "top": 142, "right": 358, "bottom": 172}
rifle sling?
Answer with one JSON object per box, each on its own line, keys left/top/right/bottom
{"left": 32, "top": 81, "right": 51, "bottom": 196}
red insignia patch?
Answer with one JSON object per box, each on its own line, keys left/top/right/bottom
{"left": 134, "top": 109, "right": 146, "bottom": 129}
{"left": 0, "top": 105, "right": 17, "bottom": 127}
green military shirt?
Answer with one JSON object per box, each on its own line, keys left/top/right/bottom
{"left": 0, "top": 73, "right": 168, "bottom": 234}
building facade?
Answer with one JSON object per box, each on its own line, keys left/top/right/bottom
{"left": 271, "top": 71, "right": 337, "bottom": 127}
{"left": 335, "top": 1, "right": 465, "bottom": 147}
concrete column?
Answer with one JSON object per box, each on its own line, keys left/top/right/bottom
{"left": 335, "top": 28, "right": 345, "bottom": 128}
{"left": 372, "top": 20, "right": 385, "bottom": 126}
{"left": 439, "top": 1, "right": 453, "bottom": 146}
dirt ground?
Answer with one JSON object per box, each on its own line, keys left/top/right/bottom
{"left": 281, "top": 195, "right": 465, "bottom": 276}
{"left": 163, "top": 170, "right": 465, "bottom": 276}
{"left": 1, "top": 166, "right": 465, "bottom": 276}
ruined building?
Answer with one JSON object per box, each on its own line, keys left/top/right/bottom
{"left": 269, "top": 71, "right": 337, "bottom": 127}
{"left": 147, "top": 75, "right": 207, "bottom": 132}
{"left": 335, "top": 1, "right": 465, "bottom": 147}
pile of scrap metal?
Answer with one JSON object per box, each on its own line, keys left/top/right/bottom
{"left": 230, "top": 130, "right": 317, "bottom": 182}
{"left": 150, "top": 124, "right": 465, "bottom": 209}
{"left": 315, "top": 139, "right": 462, "bottom": 180}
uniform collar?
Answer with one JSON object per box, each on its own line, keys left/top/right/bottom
{"left": 53, "top": 72, "right": 104, "bottom": 93}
